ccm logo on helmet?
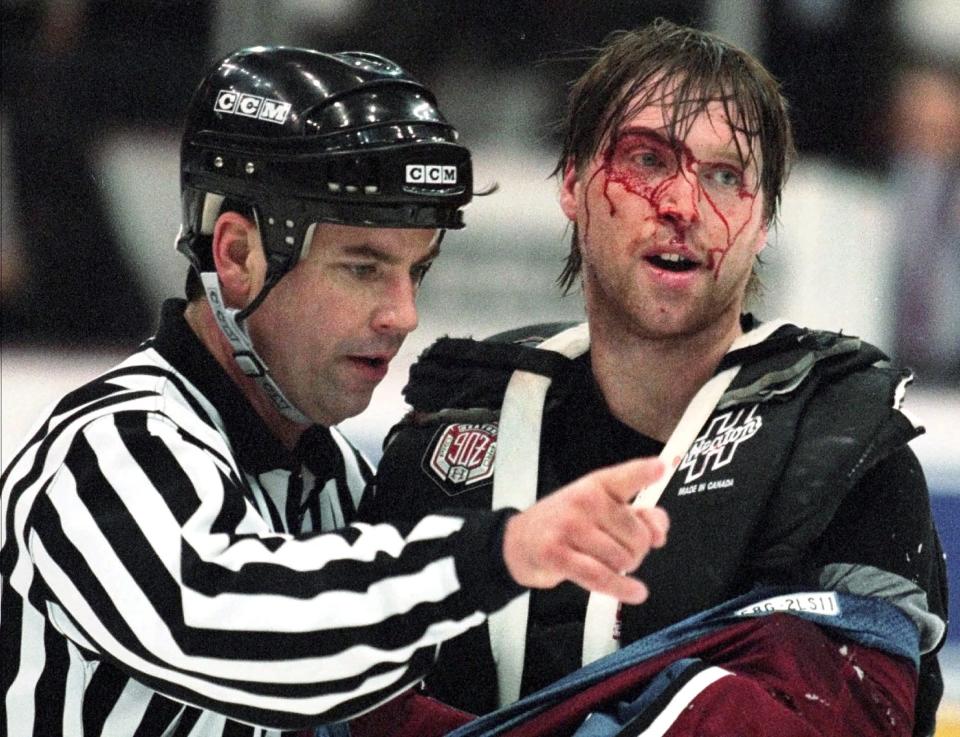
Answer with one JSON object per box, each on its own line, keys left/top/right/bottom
{"left": 405, "top": 164, "right": 458, "bottom": 185}
{"left": 214, "top": 90, "right": 291, "bottom": 124}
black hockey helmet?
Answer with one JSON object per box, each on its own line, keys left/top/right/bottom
{"left": 176, "top": 46, "right": 472, "bottom": 286}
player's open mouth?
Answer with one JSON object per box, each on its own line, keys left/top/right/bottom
{"left": 347, "top": 354, "right": 392, "bottom": 382}
{"left": 647, "top": 253, "right": 699, "bottom": 272}
{"left": 354, "top": 356, "right": 387, "bottom": 369}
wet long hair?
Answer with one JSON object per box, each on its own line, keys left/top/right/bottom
{"left": 555, "top": 19, "right": 796, "bottom": 294}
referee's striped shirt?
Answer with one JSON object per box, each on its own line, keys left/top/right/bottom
{"left": 1, "top": 300, "right": 521, "bottom": 736}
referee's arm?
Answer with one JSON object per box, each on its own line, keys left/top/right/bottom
{"left": 24, "top": 410, "right": 518, "bottom": 727}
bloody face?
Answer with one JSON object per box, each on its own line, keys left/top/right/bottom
{"left": 560, "top": 97, "right": 767, "bottom": 342}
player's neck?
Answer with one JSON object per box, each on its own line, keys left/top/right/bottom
{"left": 589, "top": 314, "right": 744, "bottom": 443}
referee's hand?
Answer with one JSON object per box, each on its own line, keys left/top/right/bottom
{"left": 502, "top": 457, "right": 669, "bottom": 604}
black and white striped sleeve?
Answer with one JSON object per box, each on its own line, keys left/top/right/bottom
{"left": 9, "top": 405, "right": 521, "bottom": 728}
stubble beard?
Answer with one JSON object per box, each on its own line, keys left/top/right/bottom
{"left": 582, "top": 256, "right": 746, "bottom": 347}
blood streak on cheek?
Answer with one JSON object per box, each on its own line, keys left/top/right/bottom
{"left": 679, "top": 153, "right": 758, "bottom": 280}
{"left": 600, "top": 141, "right": 673, "bottom": 218}
{"left": 701, "top": 186, "right": 758, "bottom": 279}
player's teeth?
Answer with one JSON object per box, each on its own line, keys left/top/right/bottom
{"left": 662, "top": 253, "right": 681, "bottom": 262}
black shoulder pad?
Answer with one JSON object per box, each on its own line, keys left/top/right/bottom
{"left": 753, "top": 362, "right": 921, "bottom": 570}
{"left": 403, "top": 329, "right": 578, "bottom": 412}
{"left": 805, "top": 330, "right": 889, "bottom": 376}
{"left": 787, "top": 328, "right": 890, "bottom": 379}
{"left": 719, "top": 325, "right": 891, "bottom": 409}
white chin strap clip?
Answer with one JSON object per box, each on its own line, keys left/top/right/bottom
{"left": 200, "top": 271, "right": 311, "bottom": 425}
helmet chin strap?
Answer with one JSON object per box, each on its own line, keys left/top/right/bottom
{"left": 200, "top": 270, "right": 312, "bottom": 425}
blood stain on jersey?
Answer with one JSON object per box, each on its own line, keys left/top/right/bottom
{"left": 424, "top": 423, "right": 498, "bottom": 496}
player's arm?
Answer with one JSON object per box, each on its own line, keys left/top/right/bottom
{"left": 810, "top": 445, "right": 948, "bottom": 737}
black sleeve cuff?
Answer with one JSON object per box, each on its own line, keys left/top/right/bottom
{"left": 446, "top": 506, "right": 526, "bottom": 614}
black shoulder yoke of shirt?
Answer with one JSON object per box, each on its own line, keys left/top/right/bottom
{"left": 719, "top": 323, "right": 894, "bottom": 410}
{"left": 403, "top": 318, "right": 894, "bottom": 417}
{"left": 403, "top": 322, "right": 579, "bottom": 413}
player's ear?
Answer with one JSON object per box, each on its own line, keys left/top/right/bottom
{"left": 753, "top": 223, "right": 768, "bottom": 256}
{"left": 559, "top": 160, "right": 581, "bottom": 222}
{"left": 211, "top": 212, "right": 265, "bottom": 306}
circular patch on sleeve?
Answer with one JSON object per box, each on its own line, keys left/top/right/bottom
{"left": 422, "top": 423, "right": 498, "bottom": 496}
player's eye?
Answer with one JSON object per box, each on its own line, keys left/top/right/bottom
{"left": 704, "top": 166, "right": 743, "bottom": 189}
{"left": 633, "top": 151, "right": 664, "bottom": 168}
{"left": 411, "top": 261, "right": 433, "bottom": 286}
{"left": 345, "top": 263, "right": 379, "bottom": 280}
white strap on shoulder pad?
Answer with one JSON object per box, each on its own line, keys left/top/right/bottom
{"left": 488, "top": 322, "right": 589, "bottom": 707}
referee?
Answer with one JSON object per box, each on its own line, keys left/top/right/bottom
{"left": 0, "top": 47, "right": 668, "bottom": 736}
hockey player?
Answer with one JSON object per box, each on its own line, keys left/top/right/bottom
{"left": 362, "top": 20, "right": 948, "bottom": 737}
{"left": 0, "top": 47, "right": 669, "bottom": 737}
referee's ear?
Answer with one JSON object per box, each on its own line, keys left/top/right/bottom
{"left": 211, "top": 212, "right": 267, "bottom": 309}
